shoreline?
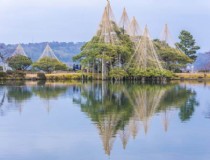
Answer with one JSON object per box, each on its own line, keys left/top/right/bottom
{"left": 1, "top": 72, "right": 210, "bottom": 81}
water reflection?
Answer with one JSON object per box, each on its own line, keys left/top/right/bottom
{"left": 73, "top": 82, "right": 198, "bottom": 156}
{"left": 0, "top": 82, "right": 68, "bottom": 115}
{"left": 0, "top": 84, "right": 32, "bottom": 115}
{"left": 0, "top": 81, "right": 200, "bottom": 157}
{"left": 32, "top": 83, "right": 67, "bottom": 112}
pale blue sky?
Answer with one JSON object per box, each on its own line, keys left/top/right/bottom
{"left": 0, "top": 0, "right": 210, "bottom": 52}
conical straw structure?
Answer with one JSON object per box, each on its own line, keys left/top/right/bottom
{"left": 12, "top": 44, "right": 27, "bottom": 57}
{"left": 160, "top": 24, "right": 176, "bottom": 48}
{"left": 119, "top": 8, "right": 130, "bottom": 34}
{"left": 129, "top": 25, "right": 163, "bottom": 70}
{"left": 39, "top": 44, "right": 59, "bottom": 61}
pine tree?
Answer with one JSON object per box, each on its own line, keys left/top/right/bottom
{"left": 176, "top": 30, "right": 200, "bottom": 61}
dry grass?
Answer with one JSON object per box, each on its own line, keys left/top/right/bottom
{"left": 25, "top": 74, "right": 38, "bottom": 79}
{"left": 175, "top": 73, "right": 210, "bottom": 80}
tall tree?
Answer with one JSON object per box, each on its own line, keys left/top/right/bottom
{"left": 176, "top": 30, "right": 200, "bottom": 61}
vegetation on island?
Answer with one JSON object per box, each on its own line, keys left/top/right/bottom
{"left": 73, "top": 24, "right": 197, "bottom": 80}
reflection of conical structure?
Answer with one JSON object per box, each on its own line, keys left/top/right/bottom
{"left": 12, "top": 44, "right": 27, "bottom": 57}
{"left": 39, "top": 44, "right": 59, "bottom": 61}
{"left": 128, "top": 117, "right": 139, "bottom": 139}
{"left": 97, "top": 114, "right": 120, "bottom": 156}
{"left": 129, "top": 17, "right": 141, "bottom": 44}
{"left": 44, "top": 100, "right": 51, "bottom": 113}
{"left": 129, "top": 26, "right": 163, "bottom": 70}
{"left": 119, "top": 125, "right": 130, "bottom": 149}
{"left": 160, "top": 24, "right": 176, "bottom": 48}
{"left": 163, "top": 111, "right": 169, "bottom": 132}
{"left": 125, "top": 86, "right": 166, "bottom": 134}
{"left": 0, "top": 92, "right": 6, "bottom": 115}
{"left": 119, "top": 8, "right": 130, "bottom": 34}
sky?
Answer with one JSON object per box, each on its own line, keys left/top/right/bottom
{"left": 0, "top": 0, "right": 210, "bottom": 52}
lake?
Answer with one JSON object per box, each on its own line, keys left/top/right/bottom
{"left": 0, "top": 81, "right": 210, "bottom": 160}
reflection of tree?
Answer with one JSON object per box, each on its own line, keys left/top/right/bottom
{"left": 74, "top": 82, "right": 132, "bottom": 156}
{"left": 157, "top": 86, "right": 198, "bottom": 122}
{"left": 0, "top": 85, "right": 33, "bottom": 115}
{"left": 7, "top": 86, "right": 33, "bottom": 113}
{"left": 32, "top": 85, "right": 67, "bottom": 100}
{"left": 32, "top": 85, "right": 67, "bottom": 112}
{"left": 179, "top": 91, "right": 198, "bottom": 121}
{"left": 74, "top": 82, "right": 199, "bottom": 156}
{"left": 7, "top": 86, "right": 32, "bottom": 102}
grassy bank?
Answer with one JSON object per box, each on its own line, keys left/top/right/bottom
{"left": 174, "top": 73, "right": 210, "bottom": 80}
{"left": 0, "top": 72, "right": 91, "bottom": 81}
{"left": 2, "top": 71, "right": 207, "bottom": 81}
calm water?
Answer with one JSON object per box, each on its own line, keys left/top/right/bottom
{"left": 0, "top": 81, "right": 210, "bottom": 160}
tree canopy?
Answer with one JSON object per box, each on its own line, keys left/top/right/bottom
{"left": 154, "top": 40, "right": 193, "bottom": 72}
{"left": 32, "top": 57, "right": 68, "bottom": 73}
{"left": 7, "top": 55, "right": 32, "bottom": 71}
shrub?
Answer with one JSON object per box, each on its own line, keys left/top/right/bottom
{"left": 37, "top": 73, "right": 46, "bottom": 80}
{"left": 127, "top": 67, "right": 174, "bottom": 79}
{"left": 109, "top": 68, "right": 128, "bottom": 80}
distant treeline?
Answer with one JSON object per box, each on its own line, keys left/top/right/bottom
{"left": 0, "top": 42, "right": 85, "bottom": 64}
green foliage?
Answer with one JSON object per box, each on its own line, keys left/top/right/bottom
{"left": 154, "top": 40, "right": 193, "bottom": 71}
{"left": 109, "top": 68, "right": 128, "bottom": 80}
{"left": 32, "top": 57, "right": 68, "bottom": 73}
{"left": 176, "top": 30, "right": 200, "bottom": 61}
{"left": 0, "top": 66, "right": 3, "bottom": 71}
{"left": 7, "top": 55, "right": 32, "bottom": 71}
